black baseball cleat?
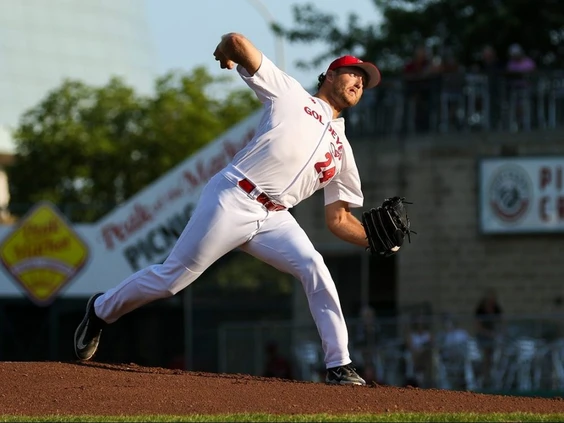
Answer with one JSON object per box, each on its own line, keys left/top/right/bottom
{"left": 74, "top": 293, "right": 106, "bottom": 360}
{"left": 326, "top": 363, "right": 366, "bottom": 386}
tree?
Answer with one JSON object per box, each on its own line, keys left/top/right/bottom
{"left": 273, "top": 0, "right": 564, "bottom": 74}
{"left": 8, "top": 68, "right": 260, "bottom": 221}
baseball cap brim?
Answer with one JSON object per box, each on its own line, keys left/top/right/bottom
{"left": 348, "top": 62, "right": 381, "bottom": 89}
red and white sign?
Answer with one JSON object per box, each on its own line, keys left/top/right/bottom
{"left": 0, "top": 111, "right": 262, "bottom": 298}
{"left": 480, "top": 157, "right": 564, "bottom": 233}
{"left": 93, "top": 111, "right": 261, "bottom": 273}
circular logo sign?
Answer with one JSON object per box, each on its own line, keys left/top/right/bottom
{"left": 488, "top": 164, "right": 532, "bottom": 223}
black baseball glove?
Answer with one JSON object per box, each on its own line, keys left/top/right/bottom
{"left": 361, "top": 196, "right": 416, "bottom": 257}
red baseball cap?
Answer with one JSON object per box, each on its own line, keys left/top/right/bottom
{"left": 327, "top": 55, "right": 381, "bottom": 89}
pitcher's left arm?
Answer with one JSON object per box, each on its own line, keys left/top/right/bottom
{"left": 325, "top": 200, "right": 369, "bottom": 248}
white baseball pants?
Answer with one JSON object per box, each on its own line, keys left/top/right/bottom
{"left": 94, "top": 165, "right": 351, "bottom": 368}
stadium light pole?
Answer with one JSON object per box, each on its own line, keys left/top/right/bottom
{"left": 245, "top": 0, "right": 287, "bottom": 72}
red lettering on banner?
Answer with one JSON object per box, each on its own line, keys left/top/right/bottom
{"left": 540, "top": 167, "right": 551, "bottom": 190}
{"left": 183, "top": 129, "right": 255, "bottom": 190}
{"left": 540, "top": 165, "right": 564, "bottom": 191}
{"left": 101, "top": 204, "right": 153, "bottom": 250}
{"left": 167, "top": 187, "right": 183, "bottom": 201}
{"left": 100, "top": 127, "right": 256, "bottom": 250}
{"left": 223, "top": 140, "right": 240, "bottom": 158}
{"left": 183, "top": 171, "right": 200, "bottom": 189}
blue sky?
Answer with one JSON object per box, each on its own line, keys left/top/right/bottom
{"left": 144, "top": 0, "right": 380, "bottom": 91}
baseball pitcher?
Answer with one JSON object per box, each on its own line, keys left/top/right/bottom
{"left": 74, "top": 32, "right": 414, "bottom": 385}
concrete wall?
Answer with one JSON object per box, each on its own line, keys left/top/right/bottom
{"left": 294, "top": 129, "right": 564, "bottom": 317}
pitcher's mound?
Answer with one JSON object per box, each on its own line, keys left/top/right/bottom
{"left": 1, "top": 361, "right": 563, "bottom": 416}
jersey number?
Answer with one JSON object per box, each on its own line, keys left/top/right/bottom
{"left": 314, "top": 152, "right": 336, "bottom": 183}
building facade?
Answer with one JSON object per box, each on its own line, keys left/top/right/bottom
{"left": 0, "top": 0, "right": 157, "bottom": 151}
{"left": 0, "top": 0, "right": 157, "bottom": 217}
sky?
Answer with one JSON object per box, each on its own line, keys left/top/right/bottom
{"left": 144, "top": 0, "right": 380, "bottom": 92}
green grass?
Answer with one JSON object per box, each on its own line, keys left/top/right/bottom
{"left": 2, "top": 413, "right": 564, "bottom": 422}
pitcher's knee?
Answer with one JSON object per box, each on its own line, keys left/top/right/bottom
{"left": 148, "top": 262, "right": 199, "bottom": 297}
{"left": 296, "top": 253, "right": 332, "bottom": 289}
{"left": 296, "top": 251, "right": 323, "bottom": 274}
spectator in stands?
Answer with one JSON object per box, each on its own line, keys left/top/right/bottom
{"left": 474, "top": 288, "right": 504, "bottom": 387}
{"left": 434, "top": 48, "right": 464, "bottom": 131}
{"left": 506, "top": 43, "right": 536, "bottom": 74}
{"left": 474, "top": 45, "right": 504, "bottom": 130}
{"left": 438, "top": 313, "right": 471, "bottom": 363}
{"left": 263, "top": 340, "right": 293, "bottom": 380}
{"left": 403, "top": 45, "right": 441, "bottom": 133}
{"left": 440, "top": 313, "right": 470, "bottom": 350}
{"left": 404, "top": 45, "right": 434, "bottom": 77}
{"left": 436, "top": 313, "right": 473, "bottom": 390}
{"left": 505, "top": 44, "right": 536, "bottom": 131}
{"left": 435, "top": 48, "right": 460, "bottom": 74}
{"left": 474, "top": 45, "right": 504, "bottom": 74}
{"left": 405, "top": 314, "right": 434, "bottom": 388}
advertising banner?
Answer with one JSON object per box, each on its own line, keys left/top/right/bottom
{"left": 0, "top": 201, "right": 89, "bottom": 305}
{"left": 0, "top": 110, "right": 262, "bottom": 301}
{"left": 94, "top": 111, "right": 260, "bottom": 273}
{"left": 479, "top": 156, "right": 564, "bottom": 234}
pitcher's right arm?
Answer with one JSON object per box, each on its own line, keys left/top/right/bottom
{"left": 213, "top": 33, "right": 262, "bottom": 76}
{"left": 213, "top": 33, "right": 301, "bottom": 103}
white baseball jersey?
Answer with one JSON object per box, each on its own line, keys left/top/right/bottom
{"left": 230, "top": 54, "right": 364, "bottom": 209}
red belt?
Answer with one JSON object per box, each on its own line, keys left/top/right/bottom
{"left": 238, "top": 179, "right": 286, "bottom": 212}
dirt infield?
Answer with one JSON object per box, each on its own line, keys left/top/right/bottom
{"left": 1, "top": 361, "right": 564, "bottom": 416}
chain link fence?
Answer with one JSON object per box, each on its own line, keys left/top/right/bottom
{"left": 218, "top": 312, "right": 564, "bottom": 392}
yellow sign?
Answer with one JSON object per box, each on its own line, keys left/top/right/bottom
{"left": 0, "top": 201, "right": 89, "bottom": 305}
